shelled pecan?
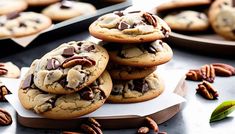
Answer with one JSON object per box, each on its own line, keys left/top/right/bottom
{"left": 212, "top": 63, "right": 235, "bottom": 76}
{"left": 0, "top": 85, "right": 11, "bottom": 101}
{"left": 145, "top": 117, "right": 159, "bottom": 132}
{"left": 0, "top": 63, "right": 7, "bottom": 76}
{"left": 196, "top": 81, "right": 218, "bottom": 100}
{"left": 200, "top": 64, "right": 215, "bottom": 83}
{"left": 137, "top": 126, "right": 150, "bottom": 134}
{"left": 80, "top": 118, "right": 103, "bottom": 134}
{"left": 0, "top": 108, "right": 12, "bottom": 126}
{"left": 186, "top": 69, "right": 203, "bottom": 81}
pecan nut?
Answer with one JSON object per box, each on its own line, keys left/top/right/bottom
{"left": 0, "top": 86, "right": 11, "bottom": 101}
{"left": 0, "top": 68, "right": 7, "bottom": 76}
{"left": 145, "top": 117, "right": 159, "bottom": 132}
{"left": 137, "top": 126, "right": 150, "bottom": 134}
{"left": 200, "top": 64, "right": 215, "bottom": 83}
{"left": 186, "top": 69, "right": 203, "bottom": 81}
{"left": 143, "top": 12, "right": 157, "bottom": 27}
{"left": 88, "top": 117, "right": 101, "bottom": 128}
{"left": 62, "top": 56, "right": 96, "bottom": 68}
{"left": 80, "top": 124, "right": 97, "bottom": 134}
{"left": 0, "top": 108, "right": 12, "bottom": 126}
{"left": 212, "top": 63, "right": 235, "bottom": 76}
{"left": 196, "top": 81, "right": 218, "bottom": 100}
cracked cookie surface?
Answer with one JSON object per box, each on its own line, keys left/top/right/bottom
{"left": 209, "top": 0, "right": 235, "bottom": 40}
{"left": 28, "top": 41, "right": 109, "bottom": 94}
{"left": 89, "top": 11, "right": 171, "bottom": 43}
{"left": 42, "top": 1, "right": 96, "bottom": 21}
{"left": 103, "top": 40, "right": 172, "bottom": 67}
{"left": 107, "top": 72, "right": 164, "bottom": 103}
{"left": 0, "top": 12, "right": 52, "bottom": 38}
{"left": 107, "top": 62, "right": 157, "bottom": 80}
{"left": 19, "top": 70, "right": 112, "bottom": 119}
{"left": 164, "top": 10, "right": 209, "bottom": 31}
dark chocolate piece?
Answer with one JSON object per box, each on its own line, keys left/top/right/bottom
{"left": 232, "top": 0, "right": 235, "bottom": 7}
{"left": 19, "top": 22, "right": 27, "bottom": 28}
{"left": 80, "top": 87, "right": 94, "bottom": 100}
{"left": 114, "top": 11, "right": 124, "bottom": 17}
{"left": 133, "top": 79, "right": 149, "bottom": 93}
{"left": 118, "top": 21, "right": 131, "bottom": 30}
{"left": 21, "top": 74, "right": 34, "bottom": 89}
{"left": 60, "top": 0, "right": 72, "bottom": 9}
{"left": 62, "top": 47, "right": 75, "bottom": 57}
{"left": 46, "top": 58, "right": 60, "bottom": 70}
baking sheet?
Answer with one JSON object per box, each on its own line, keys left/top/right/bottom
{"left": 3, "top": 67, "right": 186, "bottom": 118}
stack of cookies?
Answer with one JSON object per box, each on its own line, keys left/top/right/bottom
{"left": 89, "top": 10, "right": 173, "bottom": 103}
{"left": 18, "top": 41, "right": 112, "bottom": 119}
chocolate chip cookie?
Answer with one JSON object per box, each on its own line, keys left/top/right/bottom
{"left": 89, "top": 11, "right": 171, "bottom": 43}
{"left": 42, "top": 1, "right": 96, "bottom": 21}
{"left": 0, "top": 62, "right": 20, "bottom": 78}
{"left": 31, "top": 41, "right": 109, "bottom": 94}
{"left": 103, "top": 40, "right": 173, "bottom": 67}
{"left": 209, "top": 0, "right": 235, "bottom": 40}
{"left": 25, "top": 0, "right": 59, "bottom": 6}
{"left": 19, "top": 70, "right": 112, "bottom": 119}
{"left": 156, "top": 0, "right": 212, "bottom": 12}
{"left": 0, "top": 12, "right": 52, "bottom": 38}
{"left": 107, "top": 72, "right": 164, "bottom": 103}
{"left": 0, "top": 0, "right": 28, "bottom": 15}
{"left": 163, "top": 10, "right": 209, "bottom": 31}
{"left": 107, "top": 62, "right": 157, "bottom": 80}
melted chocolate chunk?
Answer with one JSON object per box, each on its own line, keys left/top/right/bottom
{"left": 60, "top": 0, "right": 72, "bottom": 9}
{"left": 58, "top": 76, "right": 68, "bottom": 88}
{"left": 118, "top": 21, "right": 131, "bottom": 30}
{"left": 62, "top": 47, "right": 75, "bottom": 57}
{"left": 111, "top": 87, "right": 122, "bottom": 95}
{"left": 114, "top": 11, "right": 124, "bottom": 17}
{"left": 19, "top": 22, "right": 27, "bottom": 28}
{"left": 21, "top": 74, "right": 34, "bottom": 89}
{"left": 46, "top": 58, "right": 61, "bottom": 70}
{"left": 6, "top": 12, "right": 20, "bottom": 20}
{"left": 80, "top": 87, "right": 94, "bottom": 100}
{"left": 77, "top": 42, "right": 83, "bottom": 46}
{"left": 128, "top": 11, "right": 141, "bottom": 14}
{"left": 133, "top": 79, "right": 149, "bottom": 93}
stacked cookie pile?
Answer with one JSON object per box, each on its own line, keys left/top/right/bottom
{"left": 18, "top": 41, "right": 112, "bottom": 119}
{"left": 89, "top": 10, "right": 173, "bottom": 103}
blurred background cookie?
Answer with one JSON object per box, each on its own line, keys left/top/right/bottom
{"left": 42, "top": 0, "right": 96, "bottom": 21}
{"left": 164, "top": 10, "right": 209, "bottom": 31}
{"left": 0, "top": 0, "right": 28, "bottom": 15}
{"left": 0, "top": 12, "right": 52, "bottom": 38}
{"left": 25, "top": 0, "right": 59, "bottom": 6}
{"left": 209, "top": 0, "right": 235, "bottom": 40}
{"left": 0, "top": 62, "right": 20, "bottom": 78}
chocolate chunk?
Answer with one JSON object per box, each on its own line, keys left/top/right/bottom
{"left": 128, "top": 11, "right": 141, "bottom": 14}
{"left": 60, "top": 0, "right": 72, "bottom": 9}
{"left": 46, "top": 97, "right": 57, "bottom": 108}
{"left": 83, "top": 45, "right": 95, "bottom": 52}
{"left": 0, "top": 23, "right": 4, "bottom": 27}
{"left": 133, "top": 79, "right": 149, "bottom": 93}
{"left": 35, "top": 19, "right": 41, "bottom": 24}
{"left": 58, "top": 77, "right": 68, "bottom": 88}
{"left": 118, "top": 21, "right": 131, "bottom": 30}
{"left": 21, "top": 74, "right": 34, "bottom": 89}
{"left": 62, "top": 47, "right": 75, "bottom": 57}
{"left": 160, "top": 27, "right": 169, "bottom": 38}
{"left": 6, "top": 12, "right": 20, "bottom": 20}
{"left": 114, "top": 11, "right": 124, "bottom": 17}
{"left": 47, "top": 58, "right": 60, "bottom": 70}
{"left": 19, "top": 22, "right": 27, "bottom": 28}
{"left": 80, "top": 87, "right": 94, "bottom": 100}
{"left": 77, "top": 42, "right": 83, "bottom": 46}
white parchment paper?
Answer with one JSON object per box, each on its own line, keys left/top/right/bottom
{"left": 3, "top": 67, "right": 186, "bottom": 118}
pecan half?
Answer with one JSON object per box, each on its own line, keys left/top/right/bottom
{"left": 145, "top": 117, "right": 159, "bottom": 132}
{"left": 200, "top": 64, "right": 215, "bottom": 83}
{"left": 80, "top": 124, "right": 97, "bottom": 134}
{"left": 62, "top": 56, "right": 96, "bottom": 68}
{"left": 0, "top": 86, "right": 11, "bottom": 101}
{"left": 143, "top": 12, "right": 157, "bottom": 27}
{"left": 196, "top": 81, "right": 218, "bottom": 100}
{"left": 0, "top": 67, "right": 7, "bottom": 76}
{"left": 137, "top": 126, "right": 150, "bottom": 134}
{"left": 186, "top": 69, "right": 203, "bottom": 81}
{"left": 88, "top": 117, "right": 101, "bottom": 128}
{"left": 0, "top": 108, "right": 12, "bottom": 126}
{"left": 212, "top": 63, "right": 235, "bottom": 76}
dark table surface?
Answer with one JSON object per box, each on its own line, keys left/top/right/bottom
{"left": 0, "top": 31, "right": 235, "bottom": 134}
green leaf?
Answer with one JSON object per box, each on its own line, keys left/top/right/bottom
{"left": 210, "top": 100, "right": 235, "bottom": 123}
